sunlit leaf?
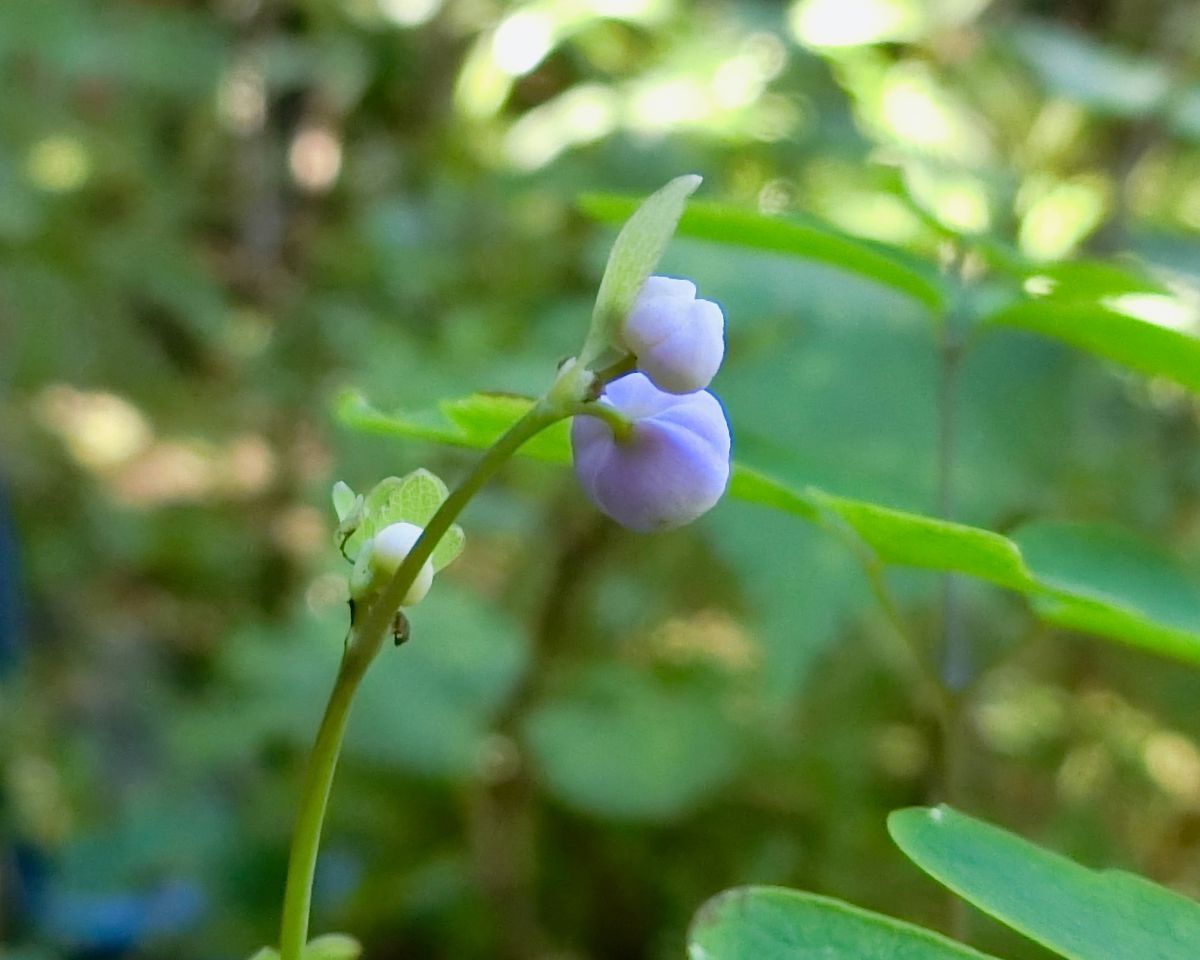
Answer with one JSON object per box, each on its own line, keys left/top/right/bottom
{"left": 688, "top": 886, "right": 998, "bottom": 960}
{"left": 1019, "top": 260, "right": 1171, "bottom": 300}
{"left": 583, "top": 174, "right": 702, "bottom": 364}
{"left": 580, "top": 196, "right": 947, "bottom": 310}
{"left": 889, "top": 806, "right": 1200, "bottom": 960}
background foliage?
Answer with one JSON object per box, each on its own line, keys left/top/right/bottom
{"left": 4, "top": 0, "right": 1200, "bottom": 957}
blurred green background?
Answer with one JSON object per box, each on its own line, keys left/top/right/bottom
{"left": 4, "top": 0, "right": 1200, "bottom": 957}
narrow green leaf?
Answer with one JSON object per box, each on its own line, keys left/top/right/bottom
{"left": 579, "top": 195, "right": 946, "bottom": 310}
{"left": 337, "top": 390, "right": 571, "bottom": 464}
{"left": 986, "top": 299, "right": 1200, "bottom": 394}
{"left": 337, "top": 391, "right": 1200, "bottom": 665}
{"left": 583, "top": 174, "right": 702, "bottom": 363}
{"left": 889, "top": 806, "right": 1200, "bottom": 960}
{"left": 811, "top": 490, "right": 1034, "bottom": 591}
{"left": 688, "top": 886, "right": 999, "bottom": 960}
{"left": 726, "top": 464, "right": 818, "bottom": 522}
{"left": 247, "top": 950, "right": 279, "bottom": 960}
{"left": 1020, "top": 260, "right": 1170, "bottom": 299}
{"left": 1014, "top": 522, "right": 1200, "bottom": 664}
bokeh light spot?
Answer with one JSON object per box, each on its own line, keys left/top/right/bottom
{"left": 493, "top": 11, "right": 555, "bottom": 77}
{"left": 26, "top": 136, "right": 90, "bottom": 193}
{"left": 289, "top": 126, "right": 343, "bottom": 193}
{"left": 35, "top": 385, "right": 152, "bottom": 470}
{"left": 379, "top": 0, "right": 442, "bottom": 27}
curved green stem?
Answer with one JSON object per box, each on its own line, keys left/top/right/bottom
{"left": 560, "top": 400, "right": 633, "bottom": 442}
{"left": 277, "top": 647, "right": 370, "bottom": 960}
{"left": 277, "top": 399, "right": 567, "bottom": 960}
{"left": 591, "top": 354, "right": 635, "bottom": 387}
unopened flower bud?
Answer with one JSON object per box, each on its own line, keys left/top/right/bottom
{"left": 621, "top": 276, "right": 724, "bottom": 394}
{"left": 352, "top": 521, "right": 434, "bottom": 605}
{"left": 571, "top": 372, "right": 730, "bottom": 532}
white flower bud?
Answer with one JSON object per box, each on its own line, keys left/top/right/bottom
{"left": 360, "top": 521, "right": 434, "bottom": 605}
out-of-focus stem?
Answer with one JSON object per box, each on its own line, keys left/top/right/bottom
{"left": 818, "top": 509, "right": 953, "bottom": 726}
{"left": 938, "top": 335, "right": 968, "bottom": 694}
{"left": 936, "top": 299, "right": 971, "bottom": 941}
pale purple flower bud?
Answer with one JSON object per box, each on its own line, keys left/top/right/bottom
{"left": 620, "top": 276, "right": 725, "bottom": 394}
{"left": 571, "top": 373, "right": 731, "bottom": 533}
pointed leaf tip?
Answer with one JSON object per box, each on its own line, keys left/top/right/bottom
{"left": 583, "top": 174, "right": 704, "bottom": 364}
{"left": 332, "top": 480, "right": 356, "bottom": 521}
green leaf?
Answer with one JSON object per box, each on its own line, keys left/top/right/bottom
{"left": 430, "top": 524, "right": 465, "bottom": 573}
{"left": 985, "top": 299, "right": 1200, "bottom": 395}
{"left": 349, "top": 469, "right": 463, "bottom": 569}
{"left": 889, "top": 806, "right": 1200, "bottom": 960}
{"left": 362, "top": 476, "right": 407, "bottom": 532}
{"left": 810, "top": 489, "right": 1033, "bottom": 591}
{"left": 579, "top": 195, "right": 946, "bottom": 310}
{"left": 1014, "top": 522, "right": 1200, "bottom": 665}
{"left": 394, "top": 468, "right": 450, "bottom": 527}
{"left": 524, "top": 664, "right": 739, "bottom": 820}
{"left": 214, "top": 584, "right": 527, "bottom": 777}
{"left": 337, "top": 390, "right": 572, "bottom": 464}
{"left": 247, "top": 950, "right": 279, "bottom": 960}
{"left": 583, "top": 174, "right": 702, "bottom": 364}
{"left": 337, "top": 391, "right": 1200, "bottom": 665}
{"left": 1020, "top": 260, "right": 1171, "bottom": 300}
{"left": 688, "top": 886, "right": 999, "bottom": 960}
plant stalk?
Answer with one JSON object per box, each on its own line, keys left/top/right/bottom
{"left": 277, "top": 400, "right": 565, "bottom": 960}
